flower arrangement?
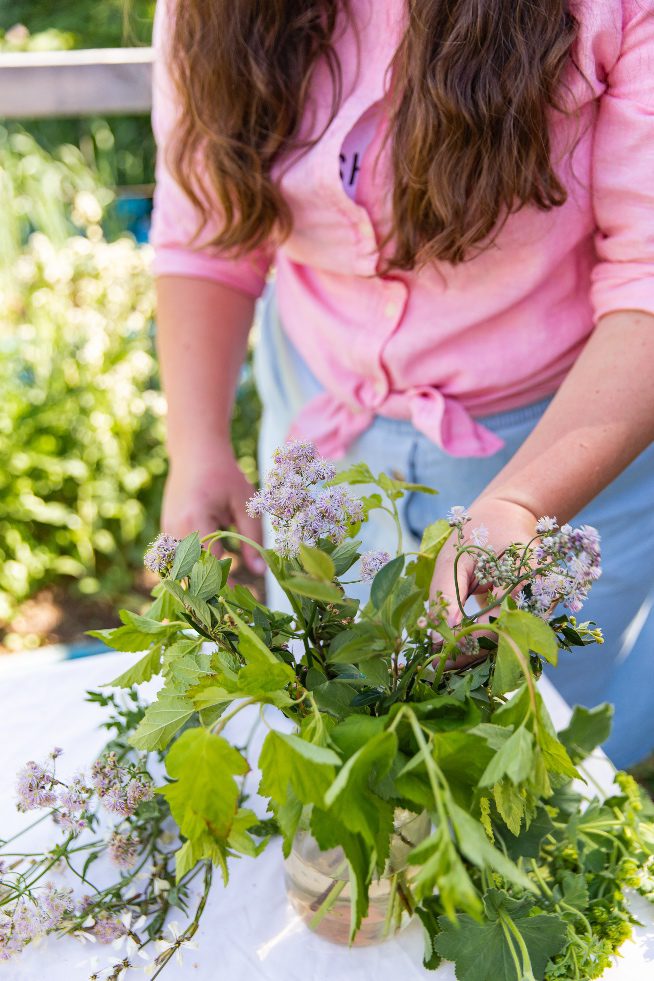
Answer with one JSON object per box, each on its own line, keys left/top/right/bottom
{"left": 2, "top": 441, "right": 654, "bottom": 980}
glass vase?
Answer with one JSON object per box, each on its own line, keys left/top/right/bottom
{"left": 284, "top": 808, "right": 431, "bottom": 945}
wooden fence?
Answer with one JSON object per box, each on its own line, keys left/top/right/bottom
{"left": 0, "top": 48, "right": 153, "bottom": 119}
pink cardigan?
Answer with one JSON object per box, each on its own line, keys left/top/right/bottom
{"left": 150, "top": 0, "right": 654, "bottom": 458}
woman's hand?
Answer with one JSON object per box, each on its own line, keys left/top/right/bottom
{"left": 161, "top": 442, "right": 266, "bottom": 575}
{"left": 430, "top": 496, "right": 539, "bottom": 667}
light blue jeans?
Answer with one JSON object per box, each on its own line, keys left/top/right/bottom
{"left": 254, "top": 287, "right": 654, "bottom": 769}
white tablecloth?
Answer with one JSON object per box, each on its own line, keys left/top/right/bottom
{"left": 1, "top": 651, "right": 651, "bottom": 980}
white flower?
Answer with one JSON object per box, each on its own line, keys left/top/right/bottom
{"left": 153, "top": 922, "right": 198, "bottom": 967}
{"left": 152, "top": 877, "right": 170, "bottom": 897}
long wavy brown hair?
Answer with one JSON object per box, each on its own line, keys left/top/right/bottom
{"left": 167, "top": 0, "right": 580, "bottom": 269}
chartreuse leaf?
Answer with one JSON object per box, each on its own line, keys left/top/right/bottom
{"left": 88, "top": 623, "right": 164, "bottom": 653}
{"left": 419, "top": 519, "right": 451, "bottom": 559}
{"left": 479, "top": 725, "right": 535, "bottom": 788}
{"left": 106, "top": 646, "right": 164, "bottom": 689}
{"left": 298, "top": 544, "right": 336, "bottom": 582}
{"left": 557, "top": 703, "right": 613, "bottom": 764}
{"left": 435, "top": 890, "right": 567, "bottom": 981}
{"left": 161, "top": 579, "right": 213, "bottom": 629}
{"left": 327, "top": 462, "right": 375, "bottom": 486}
{"left": 323, "top": 731, "right": 397, "bottom": 860}
{"left": 157, "top": 728, "right": 249, "bottom": 880}
{"left": 258, "top": 731, "right": 341, "bottom": 807}
{"left": 130, "top": 688, "right": 195, "bottom": 751}
{"left": 492, "top": 610, "right": 558, "bottom": 696}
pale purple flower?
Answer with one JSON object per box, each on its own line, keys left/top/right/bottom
{"left": 360, "top": 549, "right": 391, "bottom": 581}
{"left": 16, "top": 761, "right": 58, "bottom": 812}
{"left": 92, "top": 755, "right": 153, "bottom": 817}
{"left": 144, "top": 533, "right": 179, "bottom": 576}
{"left": 40, "top": 883, "right": 74, "bottom": 931}
{"left": 416, "top": 616, "right": 428, "bottom": 629}
{"left": 447, "top": 505, "right": 471, "bottom": 529}
{"left": 108, "top": 832, "right": 140, "bottom": 870}
{"left": 247, "top": 441, "right": 363, "bottom": 557}
{"left": 90, "top": 914, "right": 127, "bottom": 944}
{"left": 535, "top": 516, "right": 558, "bottom": 534}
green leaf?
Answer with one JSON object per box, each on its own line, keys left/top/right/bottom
{"left": 161, "top": 579, "right": 213, "bottom": 629}
{"left": 323, "top": 731, "right": 397, "bottom": 854}
{"left": 189, "top": 552, "right": 230, "bottom": 599}
{"left": 558, "top": 703, "right": 613, "bottom": 764}
{"left": 419, "top": 519, "right": 451, "bottom": 559}
{"left": 106, "top": 646, "right": 163, "bottom": 688}
{"left": 228, "top": 608, "right": 279, "bottom": 664}
{"left": 330, "top": 538, "right": 362, "bottom": 576}
{"left": 279, "top": 574, "right": 344, "bottom": 604}
{"left": 119, "top": 609, "right": 175, "bottom": 634}
{"left": 258, "top": 731, "right": 341, "bottom": 807}
{"left": 492, "top": 610, "right": 558, "bottom": 696}
{"left": 158, "top": 727, "right": 248, "bottom": 848}
{"left": 170, "top": 531, "right": 202, "bottom": 580}
{"left": 370, "top": 555, "right": 404, "bottom": 609}
{"left": 298, "top": 544, "right": 336, "bottom": 582}
{"left": 415, "top": 897, "right": 444, "bottom": 971}
{"left": 327, "top": 621, "right": 389, "bottom": 664}
{"left": 130, "top": 689, "right": 195, "bottom": 751}
{"left": 408, "top": 825, "right": 482, "bottom": 918}
{"left": 87, "top": 624, "right": 160, "bottom": 653}
{"left": 327, "top": 462, "right": 375, "bottom": 486}
{"left": 479, "top": 726, "right": 535, "bottom": 788}
{"left": 329, "top": 715, "right": 387, "bottom": 760}
{"left": 447, "top": 801, "right": 534, "bottom": 893}
{"left": 435, "top": 890, "right": 567, "bottom": 981}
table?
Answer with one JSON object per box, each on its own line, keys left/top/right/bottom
{"left": 1, "top": 651, "right": 651, "bottom": 980}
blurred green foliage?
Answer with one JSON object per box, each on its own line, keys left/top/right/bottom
{"left": 0, "top": 132, "right": 261, "bottom": 629}
{"left": 0, "top": 4, "right": 156, "bottom": 189}
{"left": 0, "top": 1, "right": 155, "bottom": 48}
{"left": 0, "top": 230, "right": 166, "bottom": 621}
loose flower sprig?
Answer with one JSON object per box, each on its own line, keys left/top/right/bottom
{"left": 0, "top": 692, "right": 216, "bottom": 972}
{"left": 445, "top": 507, "right": 603, "bottom": 624}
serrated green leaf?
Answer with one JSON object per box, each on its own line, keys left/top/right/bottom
{"left": 448, "top": 801, "right": 534, "bottom": 893}
{"left": 189, "top": 552, "right": 230, "bottom": 599}
{"left": 259, "top": 731, "right": 341, "bottom": 807}
{"left": 298, "top": 544, "right": 336, "bottom": 582}
{"left": 323, "top": 731, "right": 397, "bottom": 854}
{"left": 160, "top": 579, "right": 213, "bottom": 628}
{"left": 558, "top": 703, "right": 613, "bottom": 764}
{"left": 327, "top": 462, "right": 375, "bottom": 486}
{"left": 106, "top": 646, "right": 163, "bottom": 688}
{"left": 170, "top": 531, "right": 202, "bottom": 580}
{"left": 158, "top": 728, "right": 248, "bottom": 864}
{"left": 479, "top": 726, "right": 535, "bottom": 788}
{"left": 130, "top": 689, "right": 195, "bottom": 751}
{"left": 226, "top": 608, "right": 278, "bottom": 664}
{"left": 435, "top": 890, "right": 567, "bottom": 981}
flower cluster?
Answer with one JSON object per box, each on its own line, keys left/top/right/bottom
{"left": 520, "top": 520, "right": 602, "bottom": 615}
{"left": 246, "top": 441, "right": 364, "bottom": 557}
{"left": 0, "top": 885, "right": 73, "bottom": 960}
{"left": 447, "top": 505, "right": 471, "bottom": 529}
{"left": 360, "top": 550, "right": 391, "bottom": 581}
{"left": 91, "top": 754, "right": 153, "bottom": 818}
{"left": 144, "top": 534, "right": 179, "bottom": 576}
{"left": 108, "top": 832, "right": 140, "bottom": 870}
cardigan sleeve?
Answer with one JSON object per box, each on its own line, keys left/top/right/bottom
{"left": 149, "top": 0, "right": 273, "bottom": 298}
{"left": 590, "top": 1, "right": 654, "bottom": 322}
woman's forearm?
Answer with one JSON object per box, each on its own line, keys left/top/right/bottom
{"left": 481, "top": 310, "right": 654, "bottom": 522}
{"left": 155, "top": 275, "right": 256, "bottom": 464}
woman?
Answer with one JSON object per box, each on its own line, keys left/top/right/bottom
{"left": 150, "top": 0, "right": 654, "bottom": 769}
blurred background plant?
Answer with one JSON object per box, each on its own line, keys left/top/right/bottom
{"left": 0, "top": 3, "right": 261, "bottom": 651}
